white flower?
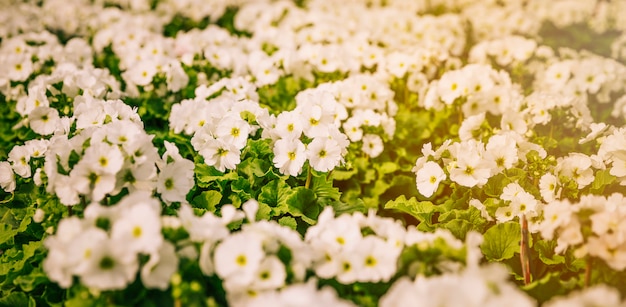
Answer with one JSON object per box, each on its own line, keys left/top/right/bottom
{"left": 214, "top": 232, "right": 265, "bottom": 290}
{"left": 245, "top": 279, "right": 356, "bottom": 307}
{"left": 157, "top": 159, "right": 195, "bottom": 203}
{"left": 196, "top": 137, "right": 241, "bottom": 172}
{"left": 29, "top": 106, "right": 60, "bottom": 135}
{"left": 414, "top": 161, "right": 446, "bottom": 198}
{"left": 8, "top": 145, "right": 31, "bottom": 178}
{"left": 538, "top": 199, "right": 573, "bottom": 241}
{"left": 273, "top": 138, "right": 307, "bottom": 177}
{"left": 111, "top": 199, "right": 163, "bottom": 254}
{"left": 335, "top": 251, "right": 360, "bottom": 284}
{"left": 543, "top": 285, "right": 624, "bottom": 307}
{"left": 141, "top": 241, "right": 179, "bottom": 290}
{"left": 78, "top": 236, "right": 139, "bottom": 291}
{"left": 83, "top": 141, "right": 124, "bottom": 175}
{"left": 124, "top": 60, "right": 158, "bottom": 86}
{"left": 307, "top": 137, "right": 343, "bottom": 172}
{"left": 556, "top": 153, "right": 594, "bottom": 188}
{"left": 437, "top": 69, "right": 467, "bottom": 105}
{"left": 343, "top": 117, "right": 363, "bottom": 142}
{"left": 250, "top": 255, "right": 286, "bottom": 291}
{"left": 354, "top": 236, "right": 398, "bottom": 283}
{"left": 458, "top": 112, "right": 485, "bottom": 141}
{"left": 362, "top": 134, "right": 384, "bottom": 158}
{"left": 215, "top": 115, "right": 251, "bottom": 150}
{"left": 69, "top": 160, "right": 116, "bottom": 202}
{"left": 0, "top": 161, "right": 16, "bottom": 192}
{"left": 274, "top": 111, "right": 304, "bottom": 140}
{"left": 587, "top": 236, "right": 626, "bottom": 271}
{"left": 539, "top": 173, "right": 559, "bottom": 202}
{"left": 495, "top": 205, "right": 516, "bottom": 223}
{"left": 448, "top": 141, "right": 491, "bottom": 188}
{"left": 54, "top": 175, "right": 81, "bottom": 206}
{"left": 485, "top": 134, "right": 518, "bottom": 174}
{"left": 42, "top": 217, "right": 85, "bottom": 288}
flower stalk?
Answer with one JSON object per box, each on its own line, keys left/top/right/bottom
{"left": 520, "top": 215, "right": 531, "bottom": 285}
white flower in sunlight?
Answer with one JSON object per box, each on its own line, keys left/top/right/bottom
{"left": 448, "top": 141, "right": 491, "bottom": 188}
{"left": 43, "top": 217, "right": 85, "bottom": 288}
{"left": 78, "top": 236, "right": 139, "bottom": 291}
{"left": 250, "top": 255, "right": 286, "bottom": 291}
{"left": 0, "top": 161, "right": 16, "bottom": 192}
{"left": 83, "top": 141, "right": 124, "bottom": 175}
{"left": 555, "top": 153, "right": 594, "bottom": 189}
{"left": 485, "top": 134, "right": 518, "bottom": 173}
{"left": 273, "top": 138, "right": 307, "bottom": 177}
{"left": 307, "top": 137, "right": 343, "bottom": 172}
{"left": 362, "top": 134, "right": 384, "bottom": 158}
{"left": 111, "top": 200, "right": 163, "bottom": 254}
{"left": 353, "top": 236, "right": 398, "bottom": 283}
{"left": 70, "top": 160, "right": 116, "bottom": 202}
{"left": 274, "top": 111, "right": 304, "bottom": 140}
{"left": 29, "top": 106, "right": 60, "bottom": 135}
{"left": 343, "top": 117, "right": 363, "bottom": 142}
{"left": 214, "top": 232, "right": 264, "bottom": 290}
{"left": 458, "top": 112, "right": 485, "bottom": 141}
{"left": 414, "top": 161, "right": 446, "bottom": 198}
{"left": 215, "top": 115, "right": 251, "bottom": 150}
{"left": 8, "top": 145, "right": 31, "bottom": 178}
{"left": 437, "top": 69, "right": 467, "bottom": 105}
{"left": 196, "top": 137, "right": 241, "bottom": 172}
{"left": 543, "top": 285, "right": 623, "bottom": 307}
{"left": 124, "top": 60, "right": 158, "bottom": 86}
{"left": 157, "top": 159, "right": 195, "bottom": 203}
{"left": 495, "top": 205, "right": 516, "bottom": 223}
{"left": 539, "top": 173, "right": 559, "bottom": 202}
{"left": 141, "top": 241, "right": 179, "bottom": 290}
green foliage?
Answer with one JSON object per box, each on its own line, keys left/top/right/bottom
{"left": 481, "top": 222, "right": 521, "bottom": 262}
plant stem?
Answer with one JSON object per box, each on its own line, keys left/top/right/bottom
{"left": 520, "top": 215, "right": 531, "bottom": 285}
{"left": 305, "top": 165, "right": 312, "bottom": 189}
{"left": 585, "top": 257, "right": 592, "bottom": 288}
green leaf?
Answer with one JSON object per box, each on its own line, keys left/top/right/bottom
{"left": 0, "top": 291, "right": 35, "bottom": 307}
{"left": 331, "top": 168, "right": 357, "bottom": 181}
{"left": 310, "top": 172, "right": 340, "bottom": 202}
{"left": 258, "top": 179, "right": 292, "bottom": 210}
{"left": 285, "top": 187, "right": 318, "bottom": 224}
{"left": 590, "top": 169, "right": 615, "bottom": 193}
{"left": 521, "top": 272, "right": 566, "bottom": 304}
{"left": 195, "top": 163, "right": 238, "bottom": 187}
{"left": 256, "top": 201, "right": 273, "bottom": 220}
{"left": 535, "top": 240, "right": 565, "bottom": 265}
{"left": 369, "top": 180, "right": 391, "bottom": 198}
{"left": 14, "top": 268, "right": 49, "bottom": 292}
{"left": 278, "top": 216, "right": 297, "bottom": 230}
{"left": 481, "top": 222, "right": 521, "bottom": 261}
{"left": 192, "top": 191, "right": 222, "bottom": 212}
{"left": 0, "top": 223, "right": 17, "bottom": 246}
{"left": 237, "top": 158, "right": 269, "bottom": 181}
{"left": 443, "top": 219, "right": 473, "bottom": 240}
{"left": 384, "top": 195, "right": 436, "bottom": 226}
{"left": 375, "top": 162, "right": 398, "bottom": 176}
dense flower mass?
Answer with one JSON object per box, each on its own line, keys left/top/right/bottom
{"left": 2, "top": 0, "right": 626, "bottom": 306}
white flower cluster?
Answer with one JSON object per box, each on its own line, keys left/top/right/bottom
{"left": 412, "top": 131, "right": 545, "bottom": 196}
{"left": 305, "top": 207, "right": 405, "bottom": 284}
{"left": 538, "top": 193, "right": 626, "bottom": 270}
{"left": 43, "top": 191, "right": 176, "bottom": 290}
{"left": 381, "top": 264, "right": 535, "bottom": 307}
{"left": 380, "top": 231, "right": 535, "bottom": 307}
{"left": 543, "top": 285, "right": 626, "bottom": 307}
